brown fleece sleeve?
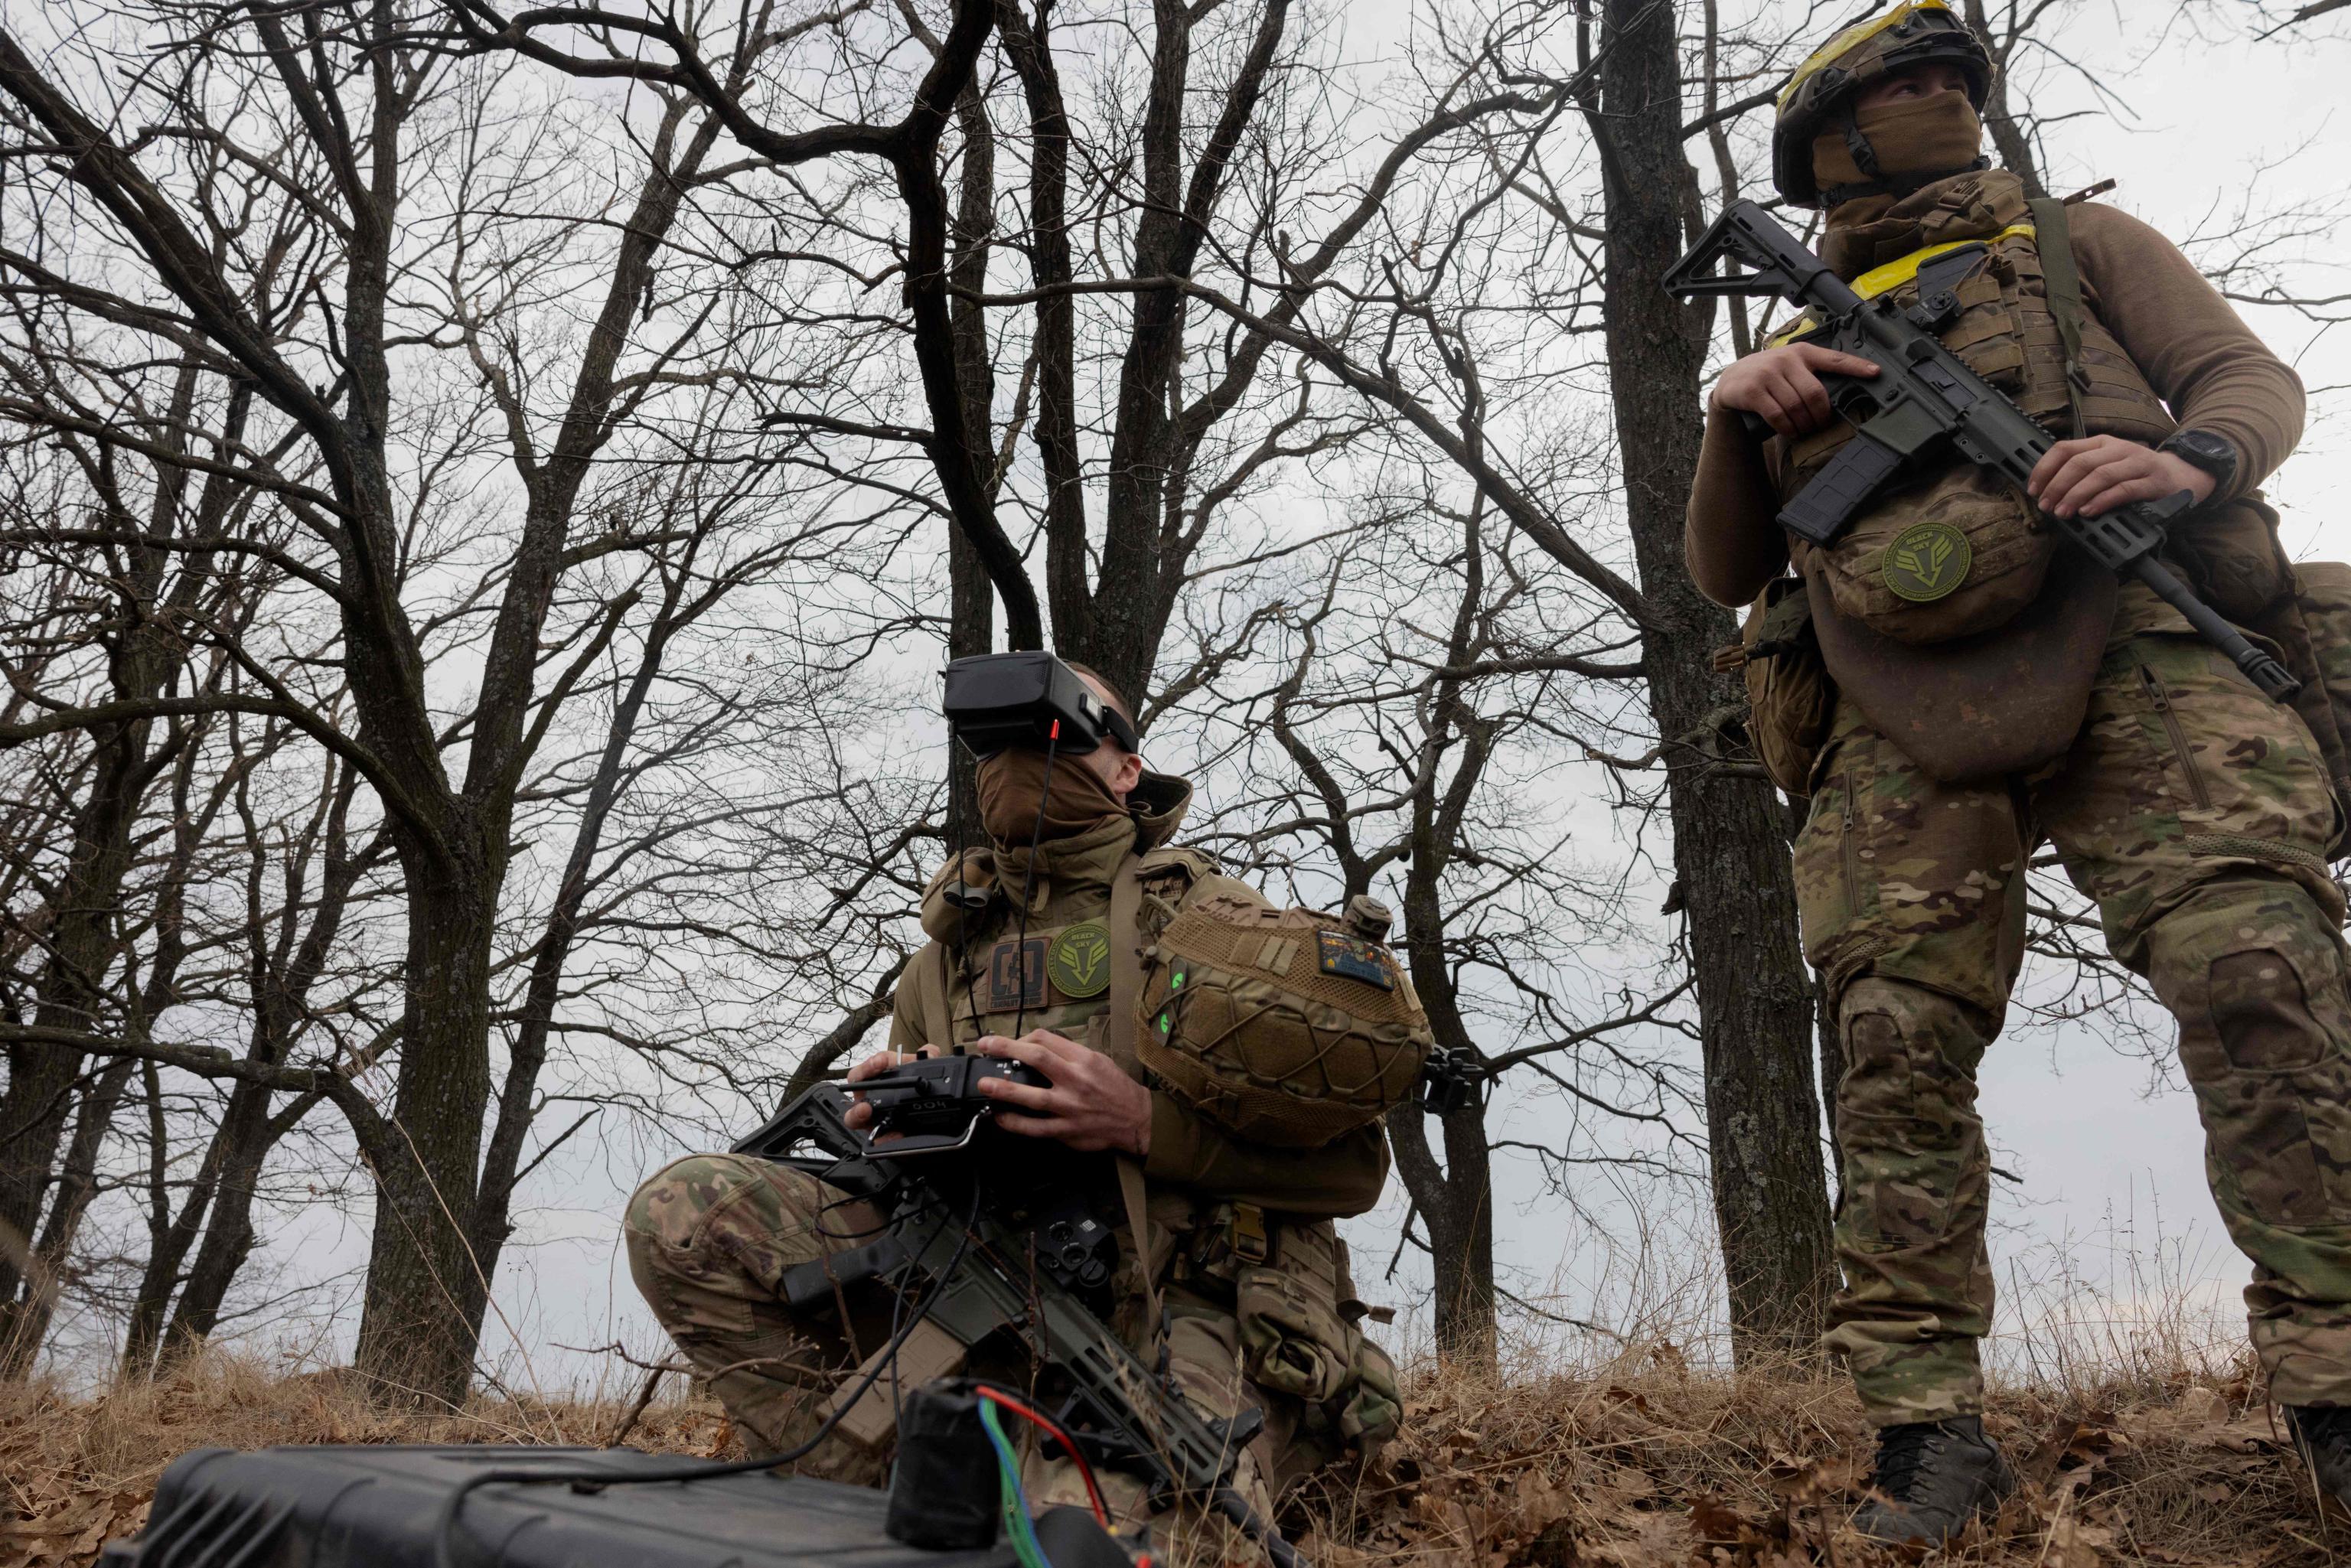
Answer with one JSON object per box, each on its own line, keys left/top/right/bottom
{"left": 1684, "top": 401, "right": 1790, "bottom": 609}
{"left": 2068, "top": 202, "right": 2305, "bottom": 500}
{"left": 1143, "top": 1098, "right": 1391, "bottom": 1218}
{"left": 885, "top": 943, "right": 944, "bottom": 1053}
{"left": 884, "top": 999, "right": 924, "bottom": 1055}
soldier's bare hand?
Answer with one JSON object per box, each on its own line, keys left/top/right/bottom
{"left": 2028, "top": 435, "right": 2215, "bottom": 520}
{"left": 1710, "top": 344, "right": 1880, "bottom": 439}
{"left": 843, "top": 1045, "right": 938, "bottom": 1130}
{"left": 973, "top": 1031, "right": 1153, "bottom": 1157}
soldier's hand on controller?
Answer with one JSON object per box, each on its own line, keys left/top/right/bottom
{"left": 842, "top": 1045, "right": 941, "bottom": 1131}
{"left": 2027, "top": 435, "right": 2216, "bottom": 520}
{"left": 974, "top": 1031, "right": 1153, "bottom": 1157}
{"left": 1711, "top": 344, "right": 1880, "bottom": 438}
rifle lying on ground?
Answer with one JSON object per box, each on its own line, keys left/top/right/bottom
{"left": 1661, "top": 199, "right": 2298, "bottom": 703}
{"left": 732, "top": 1060, "right": 1306, "bottom": 1568}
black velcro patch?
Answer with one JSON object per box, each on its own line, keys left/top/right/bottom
{"left": 986, "top": 936, "right": 1049, "bottom": 1010}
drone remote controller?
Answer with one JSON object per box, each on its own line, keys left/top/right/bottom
{"left": 858, "top": 1054, "right": 1050, "bottom": 1145}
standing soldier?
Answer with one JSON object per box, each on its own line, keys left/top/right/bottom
{"left": 621, "top": 656, "right": 1414, "bottom": 1533}
{"left": 1687, "top": 1, "right": 2351, "bottom": 1544}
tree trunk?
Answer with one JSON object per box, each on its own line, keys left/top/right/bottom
{"left": 154, "top": 1087, "right": 313, "bottom": 1374}
{"left": 1390, "top": 725, "right": 1499, "bottom": 1364}
{"left": 1, "top": 1056, "right": 139, "bottom": 1373}
{"left": 1590, "top": 0, "right": 1834, "bottom": 1360}
{"left": 0, "top": 729, "right": 149, "bottom": 1372}
{"left": 352, "top": 846, "right": 497, "bottom": 1404}
{"left": 1387, "top": 1101, "right": 1496, "bottom": 1364}
{"left": 121, "top": 1070, "right": 233, "bottom": 1374}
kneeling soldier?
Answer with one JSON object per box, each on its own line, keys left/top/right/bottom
{"left": 624, "top": 657, "right": 1412, "bottom": 1530}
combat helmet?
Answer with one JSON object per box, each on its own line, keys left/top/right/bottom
{"left": 1772, "top": 1, "right": 1994, "bottom": 207}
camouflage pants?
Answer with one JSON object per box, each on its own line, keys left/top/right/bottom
{"left": 1796, "top": 609, "right": 2351, "bottom": 1425}
{"left": 624, "top": 1153, "right": 1342, "bottom": 1524}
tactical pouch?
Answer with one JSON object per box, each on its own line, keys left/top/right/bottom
{"left": 2174, "top": 493, "right": 2300, "bottom": 624}
{"left": 1790, "top": 463, "right": 2056, "bottom": 646}
{"left": 1171, "top": 1199, "right": 1260, "bottom": 1301}
{"left": 2261, "top": 559, "right": 2351, "bottom": 830}
{"left": 1234, "top": 1222, "right": 1401, "bottom": 1451}
{"left": 1719, "top": 575, "right": 1834, "bottom": 797}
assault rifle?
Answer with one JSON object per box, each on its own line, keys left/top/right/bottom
{"left": 732, "top": 1065, "right": 1306, "bottom": 1568}
{"left": 1661, "top": 200, "right": 2299, "bottom": 703}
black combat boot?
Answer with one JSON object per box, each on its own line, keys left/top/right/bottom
{"left": 1850, "top": 1416, "right": 2017, "bottom": 1545}
{"left": 2288, "top": 1405, "right": 2351, "bottom": 1509}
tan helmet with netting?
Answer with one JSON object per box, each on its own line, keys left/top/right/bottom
{"left": 1135, "top": 894, "right": 1435, "bottom": 1148}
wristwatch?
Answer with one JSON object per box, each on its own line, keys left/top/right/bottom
{"left": 2158, "top": 429, "right": 2239, "bottom": 497}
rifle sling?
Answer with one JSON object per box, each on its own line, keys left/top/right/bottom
{"left": 1105, "top": 852, "right": 1163, "bottom": 1337}
{"left": 2027, "top": 194, "right": 2091, "bottom": 438}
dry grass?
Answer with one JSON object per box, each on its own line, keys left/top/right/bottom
{"left": 1302, "top": 1348, "right": 2332, "bottom": 1568}
{"left": 0, "top": 1352, "right": 734, "bottom": 1566}
{"left": 2, "top": 1341, "right": 2337, "bottom": 1568}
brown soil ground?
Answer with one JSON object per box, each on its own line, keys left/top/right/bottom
{"left": 0, "top": 1351, "right": 2333, "bottom": 1567}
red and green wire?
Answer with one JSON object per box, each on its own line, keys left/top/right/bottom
{"left": 977, "top": 1397, "right": 1051, "bottom": 1568}
{"left": 972, "top": 1384, "right": 1113, "bottom": 1568}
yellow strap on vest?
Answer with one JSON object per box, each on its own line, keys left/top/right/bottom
{"left": 1764, "top": 223, "right": 2037, "bottom": 347}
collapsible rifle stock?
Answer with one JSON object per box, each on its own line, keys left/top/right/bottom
{"left": 1661, "top": 200, "right": 2298, "bottom": 703}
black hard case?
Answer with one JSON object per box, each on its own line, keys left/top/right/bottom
{"left": 99, "top": 1443, "right": 1019, "bottom": 1568}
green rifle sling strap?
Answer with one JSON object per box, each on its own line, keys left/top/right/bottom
{"left": 2028, "top": 194, "right": 2090, "bottom": 439}
{"left": 1105, "top": 852, "right": 1162, "bottom": 1335}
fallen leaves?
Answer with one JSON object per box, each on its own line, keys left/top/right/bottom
{"left": 1302, "top": 1371, "right": 2339, "bottom": 1568}
{"left": 1, "top": 1360, "right": 2340, "bottom": 1568}
{"left": 0, "top": 1477, "right": 149, "bottom": 1568}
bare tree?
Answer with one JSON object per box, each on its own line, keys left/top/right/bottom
{"left": 0, "top": 0, "right": 978, "bottom": 1399}
{"left": 1201, "top": 474, "right": 1699, "bottom": 1360}
{"left": 119, "top": 742, "right": 378, "bottom": 1376}
{"left": 0, "top": 318, "right": 313, "bottom": 1368}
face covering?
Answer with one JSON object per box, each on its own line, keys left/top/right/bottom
{"left": 977, "top": 746, "right": 1129, "bottom": 846}
{"left": 1810, "top": 92, "right": 1987, "bottom": 206}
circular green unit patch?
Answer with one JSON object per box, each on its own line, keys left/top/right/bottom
{"left": 1882, "top": 520, "right": 1972, "bottom": 603}
{"left": 1048, "top": 920, "right": 1113, "bottom": 999}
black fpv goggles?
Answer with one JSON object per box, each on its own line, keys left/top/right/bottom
{"left": 942, "top": 651, "right": 1138, "bottom": 760}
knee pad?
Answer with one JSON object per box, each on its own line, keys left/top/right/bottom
{"left": 2145, "top": 876, "right": 2351, "bottom": 1072}
{"left": 624, "top": 1152, "right": 772, "bottom": 1249}
{"left": 1837, "top": 979, "right": 1995, "bottom": 1088}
